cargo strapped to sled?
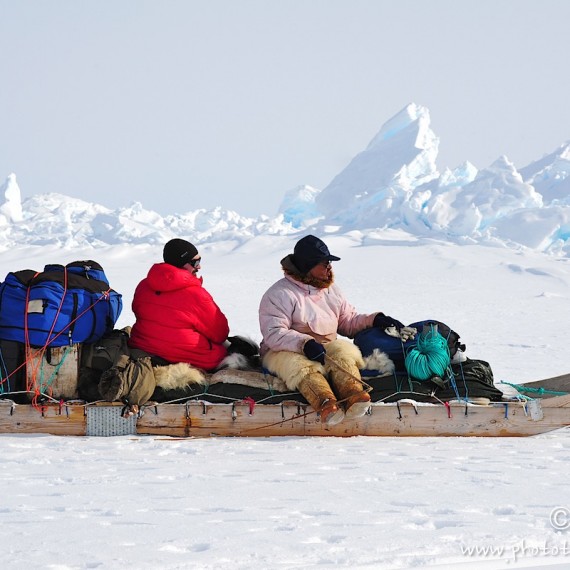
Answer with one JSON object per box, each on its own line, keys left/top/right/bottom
{"left": 0, "top": 260, "right": 122, "bottom": 348}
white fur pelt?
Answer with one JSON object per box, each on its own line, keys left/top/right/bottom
{"left": 361, "top": 349, "right": 396, "bottom": 376}
{"left": 209, "top": 368, "right": 289, "bottom": 392}
{"left": 153, "top": 363, "right": 206, "bottom": 390}
{"left": 216, "top": 352, "right": 251, "bottom": 371}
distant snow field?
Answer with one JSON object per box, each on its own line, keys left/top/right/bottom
{"left": 0, "top": 103, "right": 569, "bottom": 255}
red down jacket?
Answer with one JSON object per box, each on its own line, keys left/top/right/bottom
{"left": 129, "top": 263, "right": 229, "bottom": 370}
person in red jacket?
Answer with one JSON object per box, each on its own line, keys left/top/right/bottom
{"left": 129, "top": 238, "right": 229, "bottom": 370}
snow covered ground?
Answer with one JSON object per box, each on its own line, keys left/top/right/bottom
{"left": 2, "top": 432, "right": 569, "bottom": 570}
{"left": 0, "top": 236, "right": 569, "bottom": 569}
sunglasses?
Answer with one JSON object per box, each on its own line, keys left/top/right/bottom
{"left": 188, "top": 257, "right": 201, "bottom": 268}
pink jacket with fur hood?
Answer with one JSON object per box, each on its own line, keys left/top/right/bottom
{"left": 259, "top": 273, "right": 376, "bottom": 356}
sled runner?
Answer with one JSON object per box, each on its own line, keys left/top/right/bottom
{"left": 0, "top": 369, "right": 568, "bottom": 438}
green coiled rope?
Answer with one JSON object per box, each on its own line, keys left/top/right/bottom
{"left": 405, "top": 325, "right": 450, "bottom": 381}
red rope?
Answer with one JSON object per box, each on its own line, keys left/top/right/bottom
{"left": 243, "top": 396, "right": 256, "bottom": 415}
{"left": 27, "top": 267, "right": 69, "bottom": 406}
{"left": 0, "top": 285, "right": 114, "bottom": 408}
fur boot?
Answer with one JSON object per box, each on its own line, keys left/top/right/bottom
{"left": 262, "top": 349, "right": 344, "bottom": 425}
{"left": 324, "top": 339, "right": 370, "bottom": 420}
{"left": 298, "top": 372, "right": 345, "bottom": 426}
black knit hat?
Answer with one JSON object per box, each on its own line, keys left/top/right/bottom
{"left": 163, "top": 239, "right": 199, "bottom": 268}
{"left": 292, "top": 234, "right": 341, "bottom": 274}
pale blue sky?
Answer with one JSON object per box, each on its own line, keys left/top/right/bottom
{"left": 1, "top": 0, "right": 569, "bottom": 217}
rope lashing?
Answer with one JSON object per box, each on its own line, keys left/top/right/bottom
{"left": 243, "top": 396, "right": 256, "bottom": 415}
{"left": 404, "top": 324, "right": 450, "bottom": 381}
{"left": 499, "top": 381, "right": 568, "bottom": 397}
{"left": 36, "top": 346, "right": 72, "bottom": 396}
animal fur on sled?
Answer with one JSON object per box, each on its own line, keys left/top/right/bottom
{"left": 361, "top": 349, "right": 396, "bottom": 376}
{"left": 153, "top": 336, "right": 265, "bottom": 391}
{"left": 211, "top": 368, "right": 289, "bottom": 392}
{"left": 152, "top": 362, "right": 289, "bottom": 392}
{"left": 153, "top": 363, "right": 207, "bottom": 390}
{"left": 216, "top": 336, "right": 261, "bottom": 371}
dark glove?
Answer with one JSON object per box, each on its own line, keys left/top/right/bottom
{"left": 373, "top": 313, "right": 404, "bottom": 331}
{"left": 303, "top": 339, "right": 326, "bottom": 365}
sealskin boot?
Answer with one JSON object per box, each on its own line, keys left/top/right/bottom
{"left": 298, "top": 372, "right": 345, "bottom": 426}
{"left": 328, "top": 362, "right": 371, "bottom": 420}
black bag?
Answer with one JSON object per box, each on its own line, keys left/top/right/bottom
{"left": 81, "top": 328, "right": 131, "bottom": 372}
{"left": 79, "top": 328, "right": 156, "bottom": 406}
{"left": 366, "top": 358, "right": 503, "bottom": 403}
{"left": 0, "top": 339, "right": 26, "bottom": 401}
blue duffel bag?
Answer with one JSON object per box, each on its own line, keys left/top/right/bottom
{"left": 0, "top": 260, "right": 122, "bottom": 347}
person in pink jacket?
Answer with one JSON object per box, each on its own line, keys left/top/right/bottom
{"left": 259, "top": 234, "right": 401, "bottom": 425}
{"left": 129, "top": 238, "right": 229, "bottom": 370}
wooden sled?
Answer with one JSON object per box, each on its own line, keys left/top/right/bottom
{"left": 1, "top": 370, "right": 569, "bottom": 438}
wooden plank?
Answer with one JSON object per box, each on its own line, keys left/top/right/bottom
{"left": 0, "top": 400, "right": 86, "bottom": 436}
{"left": 539, "top": 394, "right": 570, "bottom": 408}
{"left": 310, "top": 401, "right": 566, "bottom": 437}
{"left": 137, "top": 401, "right": 309, "bottom": 437}
{"left": 136, "top": 399, "right": 570, "bottom": 438}
{"left": 0, "top": 398, "right": 568, "bottom": 438}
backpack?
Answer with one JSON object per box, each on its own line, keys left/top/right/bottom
{"left": 0, "top": 260, "right": 122, "bottom": 348}
{"left": 80, "top": 328, "right": 132, "bottom": 373}
{"left": 97, "top": 354, "right": 156, "bottom": 408}
{"left": 79, "top": 328, "right": 156, "bottom": 407}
